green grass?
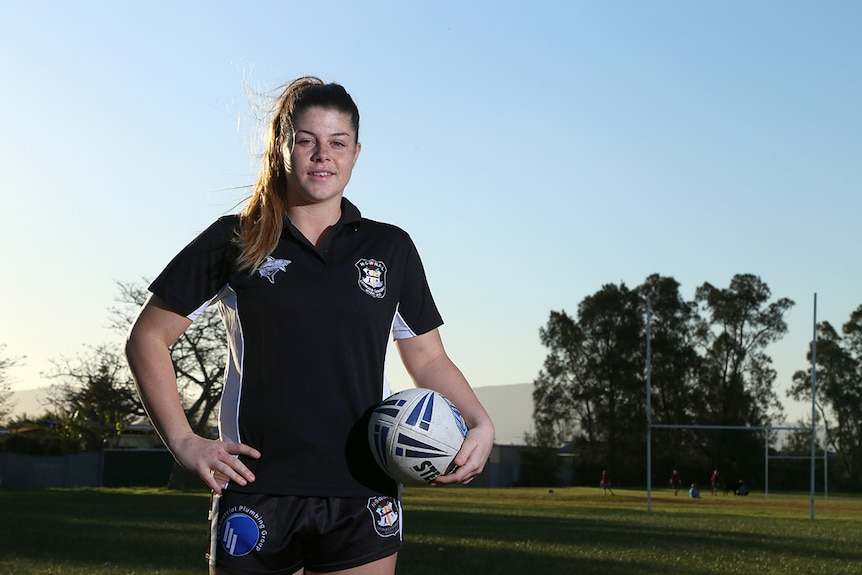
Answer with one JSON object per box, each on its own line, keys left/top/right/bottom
{"left": 1, "top": 487, "right": 861, "bottom": 574}
{"left": 403, "top": 488, "right": 862, "bottom": 575}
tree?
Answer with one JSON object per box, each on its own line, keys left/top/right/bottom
{"left": 532, "top": 273, "right": 793, "bottom": 487}
{"left": 695, "top": 274, "right": 793, "bottom": 426}
{"left": 2, "top": 412, "right": 82, "bottom": 455}
{"left": 34, "top": 281, "right": 227, "bottom": 486}
{"left": 531, "top": 281, "right": 645, "bottom": 482}
{"left": 693, "top": 274, "right": 792, "bottom": 477}
{"left": 789, "top": 306, "right": 862, "bottom": 489}
{"left": 112, "top": 281, "right": 227, "bottom": 488}
{"left": 0, "top": 345, "right": 22, "bottom": 426}
{"left": 637, "top": 275, "right": 704, "bottom": 472}
{"left": 111, "top": 281, "right": 226, "bottom": 441}
{"left": 530, "top": 310, "right": 586, "bottom": 450}
{"left": 576, "top": 282, "right": 645, "bottom": 471}
{"left": 45, "top": 344, "right": 145, "bottom": 452}
{"left": 693, "top": 274, "right": 791, "bottom": 426}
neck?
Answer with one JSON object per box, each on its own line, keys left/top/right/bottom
{"left": 286, "top": 201, "right": 342, "bottom": 248}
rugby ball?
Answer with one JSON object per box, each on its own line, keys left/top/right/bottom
{"left": 368, "top": 388, "right": 468, "bottom": 486}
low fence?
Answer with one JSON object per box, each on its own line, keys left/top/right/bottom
{"left": 0, "top": 450, "right": 176, "bottom": 489}
{"left": 1, "top": 445, "right": 567, "bottom": 489}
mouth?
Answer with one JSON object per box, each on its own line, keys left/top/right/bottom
{"left": 309, "top": 171, "right": 334, "bottom": 178}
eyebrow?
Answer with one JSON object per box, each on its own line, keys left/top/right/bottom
{"left": 295, "top": 129, "right": 353, "bottom": 138}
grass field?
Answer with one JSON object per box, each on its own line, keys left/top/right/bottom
{"left": 2, "top": 486, "right": 861, "bottom": 574}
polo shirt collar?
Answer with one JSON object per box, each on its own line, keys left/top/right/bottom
{"left": 340, "top": 197, "right": 362, "bottom": 226}
{"left": 281, "top": 197, "right": 363, "bottom": 246}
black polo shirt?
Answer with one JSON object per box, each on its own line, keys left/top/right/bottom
{"left": 149, "top": 198, "right": 443, "bottom": 496}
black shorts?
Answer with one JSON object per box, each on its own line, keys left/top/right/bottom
{"left": 207, "top": 491, "right": 402, "bottom": 574}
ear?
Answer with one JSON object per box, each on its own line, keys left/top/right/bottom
{"left": 352, "top": 141, "right": 362, "bottom": 166}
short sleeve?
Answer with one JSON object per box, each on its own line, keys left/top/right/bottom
{"left": 149, "top": 217, "right": 238, "bottom": 319}
{"left": 391, "top": 237, "right": 443, "bottom": 339}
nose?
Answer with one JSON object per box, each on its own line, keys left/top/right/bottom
{"left": 311, "top": 143, "right": 329, "bottom": 162}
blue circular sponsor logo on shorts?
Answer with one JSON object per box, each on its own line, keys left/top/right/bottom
{"left": 220, "top": 512, "right": 260, "bottom": 556}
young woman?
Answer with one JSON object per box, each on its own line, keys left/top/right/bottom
{"left": 125, "top": 76, "right": 495, "bottom": 575}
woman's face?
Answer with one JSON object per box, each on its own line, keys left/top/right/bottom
{"left": 282, "top": 106, "right": 361, "bottom": 208}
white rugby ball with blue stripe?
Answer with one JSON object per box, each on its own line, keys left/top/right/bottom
{"left": 368, "top": 388, "right": 468, "bottom": 486}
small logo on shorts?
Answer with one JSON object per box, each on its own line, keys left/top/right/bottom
{"left": 219, "top": 507, "right": 268, "bottom": 556}
{"left": 367, "top": 496, "right": 400, "bottom": 538}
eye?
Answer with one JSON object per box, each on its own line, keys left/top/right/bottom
{"left": 331, "top": 140, "right": 347, "bottom": 148}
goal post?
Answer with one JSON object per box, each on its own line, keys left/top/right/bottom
{"left": 644, "top": 295, "right": 819, "bottom": 519}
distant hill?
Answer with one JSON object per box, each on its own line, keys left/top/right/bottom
{"left": 473, "top": 383, "right": 534, "bottom": 445}
{"left": 6, "top": 386, "right": 52, "bottom": 420}
{"left": 7, "top": 383, "right": 537, "bottom": 446}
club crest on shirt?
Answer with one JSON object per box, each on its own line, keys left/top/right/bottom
{"left": 366, "top": 495, "right": 400, "bottom": 538}
{"left": 257, "top": 256, "right": 292, "bottom": 284}
{"left": 355, "top": 258, "right": 387, "bottom": 298}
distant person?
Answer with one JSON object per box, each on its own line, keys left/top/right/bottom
{"left": 689, "top": 483, "right": 701, "bottom": 499}
{"left": 669, "top": 469, "right": 682, "bottom": 496}
{"left": 735, "top": 480, "right": 749, "bottom": 496}
{"left": 710, "top": 469, "right": 719, "bottom": 495}
{"left": 600, "top": 470, "right": 615, "bottom": 496}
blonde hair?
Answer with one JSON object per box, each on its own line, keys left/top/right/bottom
{"left": 235, "top": 76, "right": 360, "bottom": 272}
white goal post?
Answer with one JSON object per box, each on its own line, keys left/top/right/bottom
{"left": 645, "top": 294, "right": 820, "bottom": 519}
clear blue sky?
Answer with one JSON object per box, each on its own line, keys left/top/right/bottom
{"left": 2, "top": 1, "right": 860, "bottom": 423}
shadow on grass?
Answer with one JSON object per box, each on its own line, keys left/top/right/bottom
{"left": 397, "top": 505, "right": 862, "bottom": 575}
{"left": 2, "top": 489, "right": 860, "bottom": 575}
{"left": 0, "top": 489, "right": 209, "bottom": 573}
